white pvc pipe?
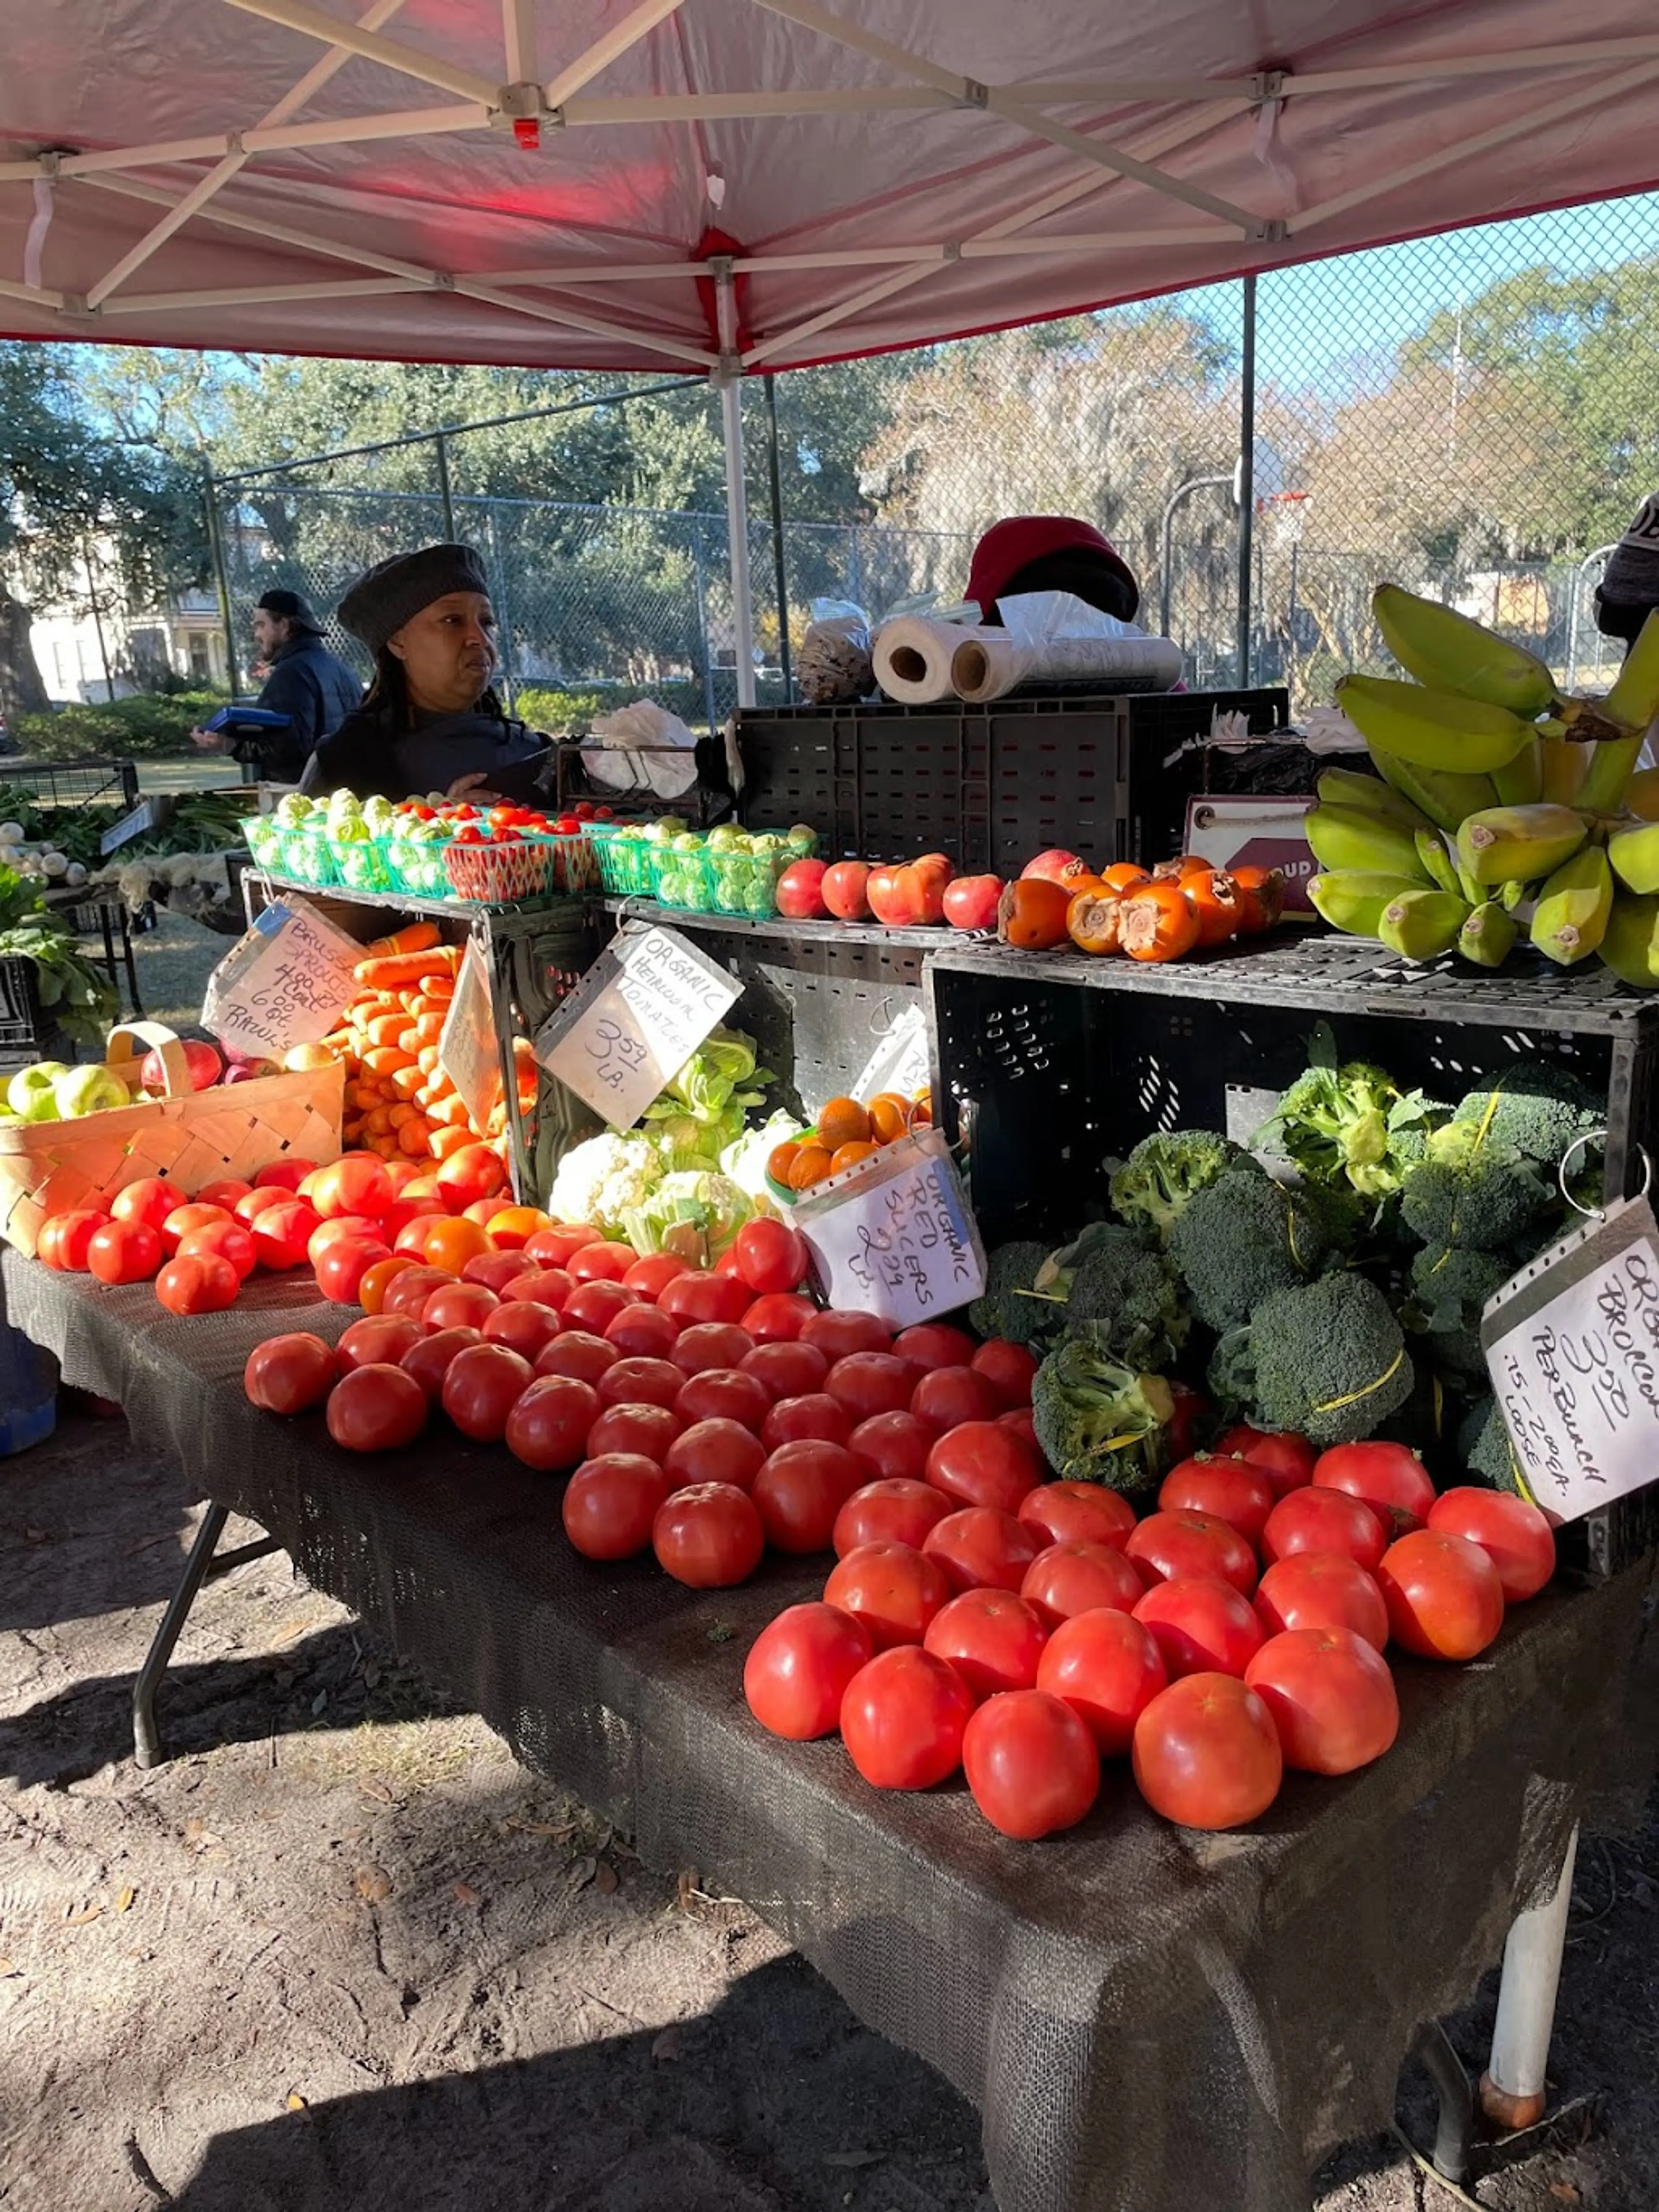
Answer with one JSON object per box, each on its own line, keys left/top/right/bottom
{"left": 716, "top": 273, "right": 757, "bottom": 712}
{"left": 1481, "top": 1824, "right": 1579, "bottom": 2129}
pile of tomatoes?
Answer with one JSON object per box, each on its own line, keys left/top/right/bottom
{"left": 743, "top": 1425, "right": 1557, "bottom": 1839}
{"left": 765, "top": 1088, "right": 932, "bottom": 1199}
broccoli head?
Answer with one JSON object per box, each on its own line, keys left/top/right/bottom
{"left": 1206, "top": 1326, "right": 1258, "bottom": 1422}
{"left": 1109, "top": 1129, "right": 1245, "bottom": 1245}
{"left": 1457, "top": 1394, "right": 1526, "bottom": 1494}
{"left": 969, "top": 1240, "right": 1057, "bottom": 1346}
{"left": 1444, "top": 1060, "right": 1599, "bottom": 1171}
{"left": 1255, "top": 1051, "right": 1445, "bottom": 1201}
{"left": 1166, "top": 1166, "right": 1332, "bottom": 1334}
{"left": 1030, "top": 1326, "right": 1176, "bottom": 1495}
{"left": 1406, "top": 1243, "right": 1513, "bottom": 1379}
{"left": 1057, "top": 1222, "right": 1189, "bottom": 1369}
{"left": 1248, "top": 1272, "right": 1415, "bottom": 1446}
{"left": 1398, "top": 1153, "right": 1549, "bottom": 1253}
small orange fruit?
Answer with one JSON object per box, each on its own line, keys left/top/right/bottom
{"left": 422, "top": 1216, "right": 494, "bottom": 1272}
{"left": 866, "top": 1092, "right": 910, "bottom": 1143}
{"left": 767, "top": 1139, "right": 803, "bottom": 1186}
{"left": 816, "top": 1095, "right": 871, "bottom": 1149}
{"left": 358, "top": 1254, "right": 417, "bottom": 1314}
{"left": 829, "top": 1140, "right": 879, "bottom": 1174}
{"left": 788, "top": 1144, "right": 835, "bottom": 1191}
{"left": 487, "top": 1205, "right": 552, "bottom": 1249}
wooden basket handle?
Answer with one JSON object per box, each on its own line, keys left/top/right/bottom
{"left": 105, "top": 1022, "right": 194, "bottom": 1100}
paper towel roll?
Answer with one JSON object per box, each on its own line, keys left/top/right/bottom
{"left": 874, "top": 616, "right": 991, "bottom": 704}
{"left": 950, "top": 630, "right": 1184, "bottom": 702}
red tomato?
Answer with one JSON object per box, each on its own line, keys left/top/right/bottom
{"left": 1124, "top": 1510, "right": 1259, "bottom": 1598}
{"left": 563, "top": 1279, "right": 636, "bottom": 1334}
{"left": 462, "top": 1251, "right": 535, "bottom": 1295}
{"left": 998, "top": 1407, "right": 1040, "bottom": 1451}
{"left": 604, "top": 1303, "right": 681, "bottom": 1361}
{"left": 963, "top": 1689, "right": 1100, "bottom": 1839}
{"left": 1313, "top": 1440, "right": 1437, "bottom": 1537}
{"left": 326, "top": 1362, "right": 428, "bottom": 1453}
{"left": 801, "top": 1308, "right": 893, "bottom": 1362}
{"left": 235, "top": 1186, "right": 291, "bottom": 1226}
{"left": 1213, "top": 1423, "right": 1317, "bottom": 1499}
{"left": 1131, "top": 1673, "right": 1283, "bottom": 1830}
{"left": 382, "top": 1264, "right": 457, "bottom": 1320}
{"left": 827, "top": 1351, "right": 922, "bottom": 1422}
{"left": 1260, "top": 1485, "right": 1388, "bottom": 1573}
{"left": 1036, "top": 1608, "right": 1168, "bottom": 1756}
{"left": 501, "top": 1267, "right": 573, "bottom": 1311}
{"left": 441, "top": 1343, "right": 533, "bottom": 1442}
{"left": 1019, "top": 1540, "right": 1144, "bottom": 1629}
{"left": 307, "top": 1213, "right": 375, "bottom": 1268}
{"left": 740, "top": 1339, "right": 830, "bottom": 1400}
{"left": 714, "top": 1248, "right": 747, "bottom": 1279}
{"left": 394, "top": 1214, "right": 442, "bottom": 1257}
{"left": 534, "top": 1331, "right": 619, "bottom": 1386}
{"left": 253, "top": 1157, "right": 318, "bottom": 1194}
{"left": 1017, "top": 1480, "right": 1136, "bottom": 1552}
{"left": 910, "top": 1366, "right": 1002, "bottom": 1431}
{"left": 311, "top": 1154, "right": 393, "bottom": 1221}
{"left": 562, "top": 1452, "right": 670, "bottom": 1559}
{"left": 400, "top": 1325, "right": 483, "bottom": 1403}
{"left": 839, "top": 1646, "right": 975, "bottom": 1789}
{"left": 925, "top": 1421, "right": 1043, "bottom": 1515}
{"left": 110, "top": 1177, "right": 180, "bottom": 1235}
{"left": 568, "top": 1240, "right": 633, "bottom": 1284}
{"left": 922, "top": 1588, "right": 1048, "bottom": 1700}
{"left": 37, "top": 1209, "right": 108, "bottom": 1271}
{"left": 87, "top": 1219, "right": 163, "bottom": 1285}
{"left": 434, "top": 1142, "right": 507, "bottom": 1210}
{"left": 155, "top": 1250, "right": 240, "bottom": 1316}
{"left": 195, "top": 1178, "right": 251, "bottom": 1212}
{"left": 670, "top": 1321, "right": 754, "bottom": 1376}
{"left": 315, "top": 1236, "right": 392, "bottom": 1305}
{"left": 752, "top": 1439, "right": 866, "bottom": 1552}
{"left": 741, "top": 1293, "right": 816, "bottom": 1343}
{"left": 653, "top": 1481, "right": 766, "bottom": 1588}
{"left": 1133, "top": 1576, "right": 1266, "bottom": 1680}
{"left": 248, "top": 1198, "right": 322, "bottom": 1272}
{"left": 1245, "top": 1626, "right": 1400, "bottom": 1775}
{"left": 337, "top": 1313, "right": 423, "bottom": 1372}
{"left": 622, "top": 1252, "right": 690, "bottom": 1302}
{"left": 659, "top": 1272, "right": 754, "bottom": 1327}
{"left": 482, "top": 1301, "right": 563, "bottom": 1361}
{"left": 744, "top": 1602, "right": 874, "bottom": 1741}
{"left": 836, "top": 1486, "right": 955, "bottom": 1557}
{"left": 732, "top": 1216, "right": 809, "bottom": 1295}
{"left": 825, "top": 1540, "right": 953, "bottom": 1649}
{"left": 761, "top": 1392, "right": 852, "bottom": 1451}
{"left": 244, "top": 1332, "right": 336, "bottom": 1415}
{"left": 173, "top": 1219, "right": 258, "bottom": 1283}
{"left": 969, "top": 1339, "right": 1039, "bottom": 1408}
{"left": 1378, "top": 1530, "right": 1506, "bottom": 1660}
{"left": 588, "top": 1401, "right": 683, "bottom": 1462}
{"left": 674, "top": 1367, "right": 771, "bottom": 1433}
{"left": 597, "top": 1355, "right": 684, "bottom": 1410}
{"left": 892, "top": 1323, "right": 976, "bottom": 1372}
{"left": 664, "top": 1417, "right": 767, "bottom": 1492}
{"left": 1255, "top": 1552, "right": 1389, "bottom": 1651}
{"left": 847, "top": 1409, "right": 936, "bottom": 1484}
{"left": 161, "top": 1201, "right": 234, "bottom": 1254}
{"left": 524, "top": 1224, "right": 603, "bottom": 1267}
{"left": 1157, "top": 1457, "right": 1274, "bottom": 1547}
{"left": 422, "top": 1281, "right": 499, "bottom": 1335}
{"left": 922, "top": 1506, "right": 1042, "bottom": 1594}
{"left": 504, "top": 1375, "right": 601, "bottom": 1472}
{"left": 1427, "top": 1486, "right": 1556, "bottom": 1602}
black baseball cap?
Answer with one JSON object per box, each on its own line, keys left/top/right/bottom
{"left": 256, "top": 588, "right": 324, "bottom": 634}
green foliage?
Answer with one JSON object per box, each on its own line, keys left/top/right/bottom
{"left": 1030, "top": 1330, "right": 1176, "bottom": 1494}
{"left": 1254, "top": 1026, "right": 1445, "bottom": 1203}
{"left": 10, "top": 691, "right": 229, "bottom": 760}
{"left": 512, "top": 685, "right": 606, "bottom": 732}
{"left": 1457, "top": 1395, "right": 1526, "bottom": 1493}
{"left": 1108, "top": 1128, "right": 1244, "bottom": 1245}
{"left": 0, "top": 863, "right": 118, "bottom": 1052}
{"left": 1248, "top": 1273, "right": 1416, "bottom": 1447}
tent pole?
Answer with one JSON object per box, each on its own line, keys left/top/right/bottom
{"left": 717, "top": 271, "right": 757, "bottom": 711}
{"left": 763, "top": 373, "right": 791, "bottom": 697}
{"left": 1236, "top": 272, "right": 1256, "bottom": 690}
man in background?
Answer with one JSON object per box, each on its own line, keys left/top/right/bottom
{"left": 194, "top": 589, "right": 362, "bottom": 780}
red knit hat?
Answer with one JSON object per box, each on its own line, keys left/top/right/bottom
{"left": 966, "top": 515, "right": 1140, "bottom": 624}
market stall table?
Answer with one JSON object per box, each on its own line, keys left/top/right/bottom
{"left": 7, "top": 1251, "right": 1656, "bottom": 2212}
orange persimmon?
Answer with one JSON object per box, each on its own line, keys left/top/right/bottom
{"left": 1181, "top": 869, "right": 1244, "bottom": 947}
{"left": 1119, "top": 879, "right": 1202, "bottom": 962}
{"left": 1230, "top": 864, "right": 1287, "bottom": 935}
{"left": 1066, "top": 888, "right": 1123, "bottom": 955}
{"left": 997, "top": 877, "right": 1074, "bottom": 951}
{"left": 1098, "top": 861, "right": 1152, "bottom": 894}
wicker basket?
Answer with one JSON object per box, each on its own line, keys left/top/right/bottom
{"left": 0, "top": 1022, "right": 344, "bottom": 1258}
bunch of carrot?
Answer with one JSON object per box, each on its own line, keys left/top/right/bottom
{"left": 318, "top": 921, "right": 537, "bottom": 1167}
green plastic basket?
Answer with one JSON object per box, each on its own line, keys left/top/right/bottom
{"left": 653, "top": 847, "right": 718, "bottom": 911}
{"left": 591, "top": 831, "right": 661, "bottom": 897}
{"left": 331, "top": 831, "right": 398, "bottom": 896}
{"left": 385, "top": 831, "right": 454, "bottom": 899}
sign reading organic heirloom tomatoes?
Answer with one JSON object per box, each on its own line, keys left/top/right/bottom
{"left": 437, "top": 936, "right": 501, "bottom": 1135}
{"left": 791, "top": 1127, "right": 985, "bottom": 1329}
{"left": 535, "top": 921, "right": 739, "bottom": 1132}
{"left": 202, "top": 895, "right": 361, "bottom": 1065}
{"left": 1482, "top": 1193, "right": 1659, "bottom": 1521}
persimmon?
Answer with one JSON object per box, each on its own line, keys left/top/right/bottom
{"left": 817, "top": 1096, "right": 871, "bottom": 1149}
{"left": 1230, "top": 864, "right": 1286, "bottom": 934}
{"left": 1182, "top": 870, "right": 1244, "bottom": 946}
{"left": 866, "top": 1092, "right": 910, "bottom": 1143}
{"left": 1098, "top": 862, "right": 1151, "bottom": 893}
{"left": 1066, "top": 888, "right": 1122, "bottom": 955}
{"left": 788, "top": 1144, "right": 836, "bottom": 1191}
{"left": 767, "top": 1140, "right": 802, "bottom": 1186}
{"left": 1152, "top": 853, "right": 1216, "bottom": 882}
{"left": 1119, "top": 880, "right": 1202, "bottom": 962}
{"left": 998, "top": 877, "right": 1074, "bottom": 950}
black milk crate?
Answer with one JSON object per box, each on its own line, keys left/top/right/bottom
{"left": 0, "top": 953, "right": 60, "bottom": 1068}
{"left": 0, "top": 757, "right": 140, "bottom": 809}
{"left": 734, "top": 688, "right": 1289, "bottom": 871}
{"left": 924, "top": 936, "right": 1659, "bottom": 1582}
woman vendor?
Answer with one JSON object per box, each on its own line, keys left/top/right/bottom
{"left": 299, "top": 542, "right": 547, "bottom": 802}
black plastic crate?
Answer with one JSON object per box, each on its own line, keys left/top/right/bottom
{"left": 734, "top": 688, "right": 1289, "bottom": 872}
{"left": 0, "top": 757, "right": 140, "bottom": 809}
{"left": 0, "top": 953, "right": 60, "bottom": 1068}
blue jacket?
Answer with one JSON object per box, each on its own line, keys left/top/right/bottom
{"left": 254, "top": 634, "right": 362, "bottom": 776}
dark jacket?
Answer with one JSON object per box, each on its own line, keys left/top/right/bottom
{"left": 299, "top": 701, "right": 546, "bottom": 802}
{"left": 254, "top": 635, "right": 363, "bottom": 777}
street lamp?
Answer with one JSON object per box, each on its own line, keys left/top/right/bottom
{"left": 1157, "top": 467, "right": 1236, "bottom": 639}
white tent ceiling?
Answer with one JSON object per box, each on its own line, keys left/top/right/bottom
{"left": 1, "top": 2, "right": 1658, "bottom": 376}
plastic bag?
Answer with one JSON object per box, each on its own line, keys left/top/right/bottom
{"left": 796, "top": 598, "right": 874, "bottom": 704}
{"left": 583, "top": 701, "right": 699, "bottom": 798}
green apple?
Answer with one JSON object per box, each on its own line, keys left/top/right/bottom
{"left": 8, "top": 1062, "right": 69, "bottom": 1122}
{"left": 55, "top": 1063, "right": 130, "bottom": 1118}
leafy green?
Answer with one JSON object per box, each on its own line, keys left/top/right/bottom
{"left": 1254, "top": 1024, "right": 1445, "bottom": 1203}
{"left": 0, "top": 864, "right": 117, "bottom": 1052}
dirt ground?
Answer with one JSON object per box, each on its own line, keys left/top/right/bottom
{"left": 2, "top": 1407, "right": 1656, "bottom": 2212}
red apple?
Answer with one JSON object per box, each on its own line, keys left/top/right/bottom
{"left": 141, "top": 1038, "right": 223, "bottom": 1094}
{"left": 822, "top": 861, "right": 873, "bottom": 920}
{"left": 943, "top": 874, "right": 1004, "bottom": 930}
{"left": 222, "top": 1060, "right": 277, "bottom": 1085}
{"left": 867, "top": 863, "right": 947, "bottom": 927}
{"left": 1021, "top": 848, "right": 1091, "bottom": 885}
{"left": 775, "top": 858, "right": 830, "bottom": 919}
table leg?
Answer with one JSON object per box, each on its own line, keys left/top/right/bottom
{"left": 132, "top": 1507, "right": 281, "bottom": 1768}
{"left": 1480, "top": 1824, "right": 1580, "bottom": 2132}
{"left": 1414, "top": 2021, "right": 1474, "bottom": 2183}
{"left": 118, "top": 904, "right": 143, "bottom": 1018}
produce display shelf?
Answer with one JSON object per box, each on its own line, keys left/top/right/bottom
{"left": 600, "top": 894, "right": 953, "bottom": 953}
{"left": 252, "top": 866, "right": 582, "bottom": 945}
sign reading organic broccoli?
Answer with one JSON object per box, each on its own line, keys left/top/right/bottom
{"left": 792, "top": 1128, "right": 985, "bottom": 1327}
{"left": 202, "top": 896, "right": 361, "bottom": 1064}
{"left": 536, "top": 921, "right": 740, "bottom": 1131}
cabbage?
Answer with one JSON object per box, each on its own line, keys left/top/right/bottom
{"left": 620, "top": 1170, "right": 753, "bottom": 1266}
{"left": 641, "top": 1027, "right": 770, "bottom": 1160}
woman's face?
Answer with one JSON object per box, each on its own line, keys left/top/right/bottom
{"left": 387, "top": 589, "right": 498, "bottom": 713}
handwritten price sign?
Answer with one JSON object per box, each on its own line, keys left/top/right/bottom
{"left": 535, "top": 921, "right": 739, "bottom": 1131}
{"left": 438, "top": 936, "right": 502, "bottom": 1136}
{"left": 791, "top": 1128, "right": 985, "bottom": 1328}
{"left": 202, "top": 894, "right": 362, "bottom": 1064}
{"left": 1483, "top": 1195, "right": 1659, "bottom": 1521}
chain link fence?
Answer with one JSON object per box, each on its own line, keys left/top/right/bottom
{"left": 212, "top": 187, "right": 1659, "bottom": 728}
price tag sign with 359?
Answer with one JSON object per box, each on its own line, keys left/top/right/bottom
{"left": 535, "top": 922, "right": 740, "bottom": 1131}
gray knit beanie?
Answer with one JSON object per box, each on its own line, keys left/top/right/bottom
{"left": 338, "top": 543, "right": 490, "bottom": 654}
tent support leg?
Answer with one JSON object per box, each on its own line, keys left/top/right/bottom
{"left": 133, "top": 1505, "right": 281, "bottom": 1769}
{"left": 716, "top": 271, "right": 757, "bottom": 711}
{"left": 1481, "top": 1824, "right": 1580, "bottom": 2132}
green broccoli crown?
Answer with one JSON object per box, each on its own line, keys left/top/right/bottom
{"left": 1407, "top": 1244, "right": 1513, "bottom": 1380}
{"left": 1254, "top": 1041, "right": 1446, "bottom": 1201}
{"left": 1166, "top": 1166, "right": 1331, "bottom": 1334}
{"left": 1109, "top": 1129, "right": 1245, "bottom": 1244}
{"left": 1399, "top": 1153, "right": 1549, "bottom": 1252}
{"left": 1458, "top": 1394, "right": 1526, "bottom": 1494}
{"left": 1062, "top": 1224, "right": 1189, "bottom": 1369}
{"left": 1030, "top": 1330, "right": 1176, "bottom": 1494}
{"left": 1248, "top": 1271, "right": 1415, "bottom": 1447}
{"left": 1443, "top": 1060, "right": 1599, "bottom": 1170}
{"left": 969, "top": 1240, "right": 1055, "bottom": 1346}
{"left": 1206, "top": 1326, "right": 1259, "bottom": 1421}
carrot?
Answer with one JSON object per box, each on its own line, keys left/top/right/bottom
{"left": 390, "top": 1065, "right": 426, "bottom": 1100}
{"left": 429, "top": 1123, "right": 475, "bottom": 1161}
{"left": 363, "top": 919, "right": 441, "bottom": 959}
{"left": 413, "top": 1014, "right": 446, "bottom": 1045}
{"left": 397, "top": 1119, "right": 435, "bottom": 1158}
{"left": 362, "top": 1046, "right": 416, "bottom": 1077}
{"left": 429, "top": 1094, "right": 472, "bottom": 1129}
{"left": 387, "top": 1103, "right": 419, "bottom": 1130}
{"left": 343, "top": 1115, "right": 364, "bottom": 1142}
{"left": 352, "top": 950, "right": 453, "bottom": 989}
{"left": 359, "top": 1014, "right": 403, "bottom": 1047}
